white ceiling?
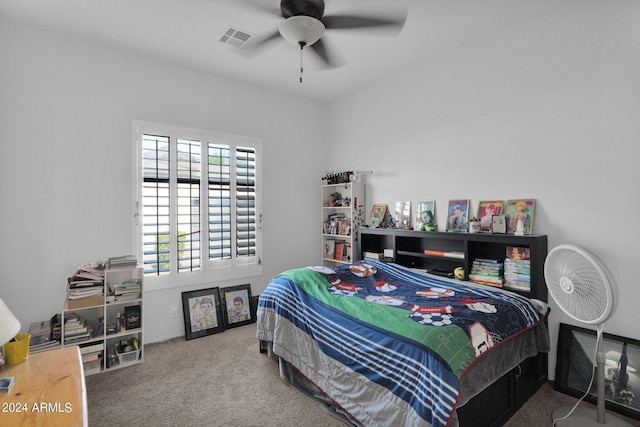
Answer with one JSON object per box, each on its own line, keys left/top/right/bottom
{"left": 0, "top": 0, "right": 552, "bottom": 102}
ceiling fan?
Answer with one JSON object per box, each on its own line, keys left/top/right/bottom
{"left": 240, "top": 0, "right": 407, "bottom": 80}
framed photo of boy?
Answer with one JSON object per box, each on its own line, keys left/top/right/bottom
{"left": 505, "top": 199, "right": 536, "bottom": 234}
{"left": 477, "top": 200, "right": 504, "bottom": 233}
{"left": 221, "top": 284, "right": 255, "bottom": 329}
{"left": 446, "top": 199, "right": 470, "bottom": 232}
{"left": 181, "top": 287, "right": 224, "bottom": 340}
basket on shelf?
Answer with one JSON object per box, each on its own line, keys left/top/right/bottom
{"left": 115, "top": 345, "right": 140, "bottom": 365}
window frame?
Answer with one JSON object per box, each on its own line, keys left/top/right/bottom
{"left": 132, "top": 120, "right": 263, "bottom": 290}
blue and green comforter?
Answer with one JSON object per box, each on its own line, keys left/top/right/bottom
{"left": 257, "top": 260, "right": 548, "bottom": 426}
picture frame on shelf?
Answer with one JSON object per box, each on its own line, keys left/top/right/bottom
{"left": 446, "top": 199, "right": 470, "bottom": 232}
{"left": 492, "top": 214, "right": 507, "bottom": 234}
{"left": 221, "top": 284, "right": 255, "bottom": 329}
{"left": 367, "top": 204, "right": 388, "bottom": 228}
{"left": 415, "top": 200, "right": 436, "bottom": 231}
{"left": 477, "top": 200, "right": 504, "bottom": 233}
{"left": 555, "top": 323, "right": 640, "bottom": 421}
{"left": 394, "top": 201, "right": 411, "bottom": 229}
{"left": 505, "top": 199, "right": 536, "bottom": 234}
{"left": 181, "top": 287, "right": 224, "bottom": 340}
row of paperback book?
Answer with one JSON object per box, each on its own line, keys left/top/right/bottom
{"left": 504, "top": 247, "right": 531, "bottom": 291}
{"left": 468, "top": 246, "right": 531, "bottom": 290}
{"left": 469, "top": 258, "right": 504, "bottom": 288}
{"left": 323, "top": 240, "right": 352, "bottom": 262}
{"left": 108, "top": 254, "right": 138, "bottom": 268}
{"left": 63, "top": 312, "right": 102, "bottom": 345}
{"left": 107, "top": 278, "right": 141, "bottom": 303}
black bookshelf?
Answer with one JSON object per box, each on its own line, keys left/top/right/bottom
{"left": 359, "top": 227, "right": 548, "bottom": 302}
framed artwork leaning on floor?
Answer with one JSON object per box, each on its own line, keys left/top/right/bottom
{"left": 182, "top": 287, "right": 225, "bottom": 340}
{"left": 555, "top": 322, "right": 640, "bottom": 421}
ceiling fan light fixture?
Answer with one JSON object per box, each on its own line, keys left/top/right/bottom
{"left": 278, "top": 15, "right": 325, "bottom": 47}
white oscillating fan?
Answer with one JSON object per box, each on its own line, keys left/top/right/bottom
{"left": 545, "top": 244, "right": 632, "bottom": 427}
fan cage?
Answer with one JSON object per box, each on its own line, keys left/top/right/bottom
{"left": 544, "top": 244, "right": 616, "bottom": 325}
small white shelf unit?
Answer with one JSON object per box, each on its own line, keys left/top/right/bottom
{"left": 321, "top": 181, "right": 365, "bottom": 266}
{"left": 61, "top": 265, "right": 143, "bottom": 375}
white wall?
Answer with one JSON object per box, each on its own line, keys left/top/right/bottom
{"left": 325, "top": 1, "right": 640, "bottom": 378}
{"left": 0, "top": 20, "right": 326, "bottom": 343}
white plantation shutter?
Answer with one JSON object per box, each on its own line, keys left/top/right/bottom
{"left": 235, "top": 147, "right": 257, "bottom": 257}
{"left": 134, "top": 121, "right": 262, "bottom": 287}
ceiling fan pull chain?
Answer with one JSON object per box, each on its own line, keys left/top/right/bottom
{"left": 298, "top": 41, "right": 306, "bottom": 83}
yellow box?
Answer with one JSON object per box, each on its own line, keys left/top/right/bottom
{"left": 5, "top": 333, "right": 30, "bottom": 365}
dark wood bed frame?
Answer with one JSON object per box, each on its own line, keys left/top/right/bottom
{"left": 358, "top": 228, "right": 549, "bottom": 426}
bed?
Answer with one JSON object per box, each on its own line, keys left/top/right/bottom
{"left": 256, "top": 259, "right": 550, "bottom": 427}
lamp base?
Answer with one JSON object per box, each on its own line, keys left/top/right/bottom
{"left": 552, "top": 406, "right": 633, "bottom": 426}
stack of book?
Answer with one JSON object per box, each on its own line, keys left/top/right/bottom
{"left": 108, "top": 254, "right": 138, "bottom": 268}
{"left": 67, "top": 264, "right": 105, "bottom": 309}
{"left": 107, "top": 279, "right": 141, "bottom": 302}
{"left": 468, "top": 258, "right": 504, "bottom": 288}
{"left": 503, "top": 247, "right": 531, "bottom": 291}
{"left": 28, "top": 321, "right": 61, "bottom": 353}
{"left": 79, "top": 343, "right": 103, "bottom": 375}
{"left": 63, "top": 314, "right": 91, "bottom": 345}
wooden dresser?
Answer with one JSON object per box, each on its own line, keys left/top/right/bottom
{"left": 0, "top": 346, "right": 87, "bottom": 426}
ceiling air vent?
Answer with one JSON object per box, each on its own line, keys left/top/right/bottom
{"left": 219, "top": 26, "right": 255, "bottom": 48}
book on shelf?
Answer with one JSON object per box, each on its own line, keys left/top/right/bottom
{"left": 334, "top": 242, "right": 344, "bottom": 261}
{"left": 424, "top": 249, "right": 446, "bottom": 257}
{"left": 28, "top": 320, "right": 52, "bottom": 346}
{"left": 506, "top": 246, "right": 531, "bottom": 260}
{"left": 443, "top": 251, "right": 464, "bottom": 259}
{"left": 81, "top": 351, "right": 102, "bottom": 363}
{"left": 423, "top": 249, "right": 464, "bottom": 259}
{"left": 67, "top": 286, "right": 103, "bottom": 299}
{"left": 64, "top": 333, "right": 91, "bottom": 345}
{"left": 29, "top": 340, "right": 61, "bottom": 353}
{"left": 108, "top": 254, "right": 138, "bottom": 268}
{"left": 69, "top": 265, "right": 105, "bottom": 283}
{"left": 503, "top": 247, "right": 531, "bottom": 290}
{"left": 124, "top": 306, "right": 141, "bottom": 330}
{"left": 91, "top": 318, "right": 104, "bottom": 338}
{"left": 469, "top": 257, "right": 504, "bottom": 287}
{"left": 107, "top": 287, "right": 141, "bottom": 302}
{"left": 68, "top": 278, "right": 103, "bottom": 288}
{"left": 108, "top": 279, "right": 141, "bottom": 295}
{"left": 65, "top": 328, "right": 89, "bottom": 338}
{"left": 79, "top": 342, "right": 104, "bottom": 354}
{"left": 363, "top": 252, "right": 383, "bottom": 260}
{"left": 323, "top": 239, "right": 336, "bottom": 259}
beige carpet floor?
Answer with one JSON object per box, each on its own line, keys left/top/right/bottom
{"left": 86, "top": 324, "right": 640, "bottom": 426}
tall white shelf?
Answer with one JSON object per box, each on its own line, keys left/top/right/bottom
{"left": 61, "top": 265, "right": 143, "bottom": 375}
{"left": 321, "top": 182, "right": 365, "bottom": 266}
